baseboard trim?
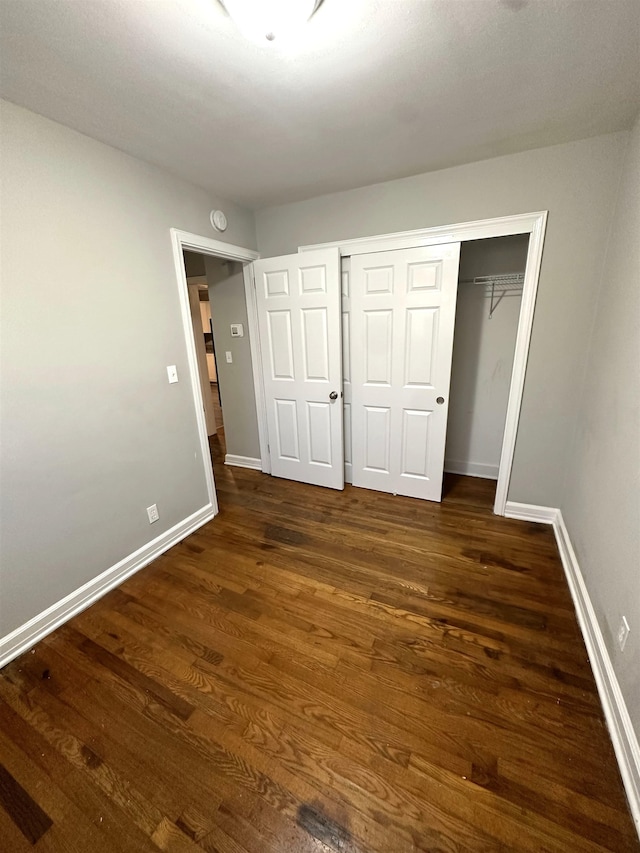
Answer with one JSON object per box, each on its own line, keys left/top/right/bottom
{"left": 224, "top": 454, "right": 262, "bottom": 470}
{"left": 552, "top": 510, "right": 640, "bottom": 836}
{"left": 0, "top": 503, "right": 216, "bottom": 670}
{"left": 444, "top": 459, "right": 498, "bottom": 479}
{"left": 504, "top": 501, "right": 559, "bottom": 524}
{"left": 506, "top": 502, "right": 640, "bottom": 835}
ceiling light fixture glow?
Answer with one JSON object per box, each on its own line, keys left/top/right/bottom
{"left": 221, "top": 0, "right": 323, "bottom": 42}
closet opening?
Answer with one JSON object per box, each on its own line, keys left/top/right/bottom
{"left": 443, "top": 234, "right": 530, "bottom": 502}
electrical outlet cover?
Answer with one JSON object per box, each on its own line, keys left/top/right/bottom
{"left": 147, "top": 504, "right": 159, "bottom": 524}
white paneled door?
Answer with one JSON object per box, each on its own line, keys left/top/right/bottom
{"left": 350, "top": 244, "right": 461, "bottom": 501}
{"left": 253, "top": 248, "right": 344, "bottom": 490}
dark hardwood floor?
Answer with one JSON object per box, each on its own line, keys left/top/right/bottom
{"left": 1, "top": 438, "right": 637, "bottom": 852}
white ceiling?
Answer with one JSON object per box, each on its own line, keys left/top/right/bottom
{"left": 1, "top": 0, "right": 639, "bottom": 209}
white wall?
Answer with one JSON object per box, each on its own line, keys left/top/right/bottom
{"left": 445, "top": 236, "right": 528, "bottom": 478}
{"left": 204, "top": 257, "right": 261, "bottom": 461}
{"left": 561, "top": 114, "right": 640, "bottom": 737}
{"left": 255, "top": 132, "right": 629, "bottom": 507}
{"left": 0, "top": 100, "right": 256, "bottom": 638}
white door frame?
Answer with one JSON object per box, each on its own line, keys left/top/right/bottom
{"left": 170, "top": 229, "right": 261, "bottom": 515}
{"left": 299, "top": 211, "right": 548, "bottom": 515}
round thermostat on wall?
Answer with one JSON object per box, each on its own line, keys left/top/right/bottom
{"left": 210, "top": 209, "right": 228, "bottom": 232}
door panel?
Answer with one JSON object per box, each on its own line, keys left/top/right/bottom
{"left": 253, "top": 248, "right": 343, "bottom": 490}
{"left": 302, "top": 308, "right": 330, "bottom": 380}
{"left": 401, "top": 409, "right": 431, "bottom": 477}
{"left": 350, "top": 243, "right": 461, "bottom": 501}
{"left": 364, "top": 406, "right": 391, "bottom": 472}
{"left": 267, "top": 311, "right": 294, "bottom": 378}
{"left": 405, "top": 307, "right": 437, "bottom": 386}
{"left": 365, "top": 310, "right": 393, "bottom": 383}
{"left": 307, "top": 402, "right": 332, "bottom": 465}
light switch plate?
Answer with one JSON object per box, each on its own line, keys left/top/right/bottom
{"left": 230, "top": 323, "right": 244, "bottom": 337}
{"left": 225, "top": 351, "right": 233, "bottom": 363}
{"left": 167, "top": 365, "right": 178, "bottom": 384}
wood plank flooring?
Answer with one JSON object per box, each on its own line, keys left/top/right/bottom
{"left": 0, "top": 436, "right": 637, "bottom": 852}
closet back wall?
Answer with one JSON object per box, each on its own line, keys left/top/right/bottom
{"left": 445, "top": 236, "right": 529, "bottom": 479}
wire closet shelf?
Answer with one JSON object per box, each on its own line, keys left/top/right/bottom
{"left": 459, "top": 272, "right": 525, "bottom": 318}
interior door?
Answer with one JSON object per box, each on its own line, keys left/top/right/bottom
{"left": 253, "top": 248, "right": 344, "bottom": 490}
{"left": 350, "top": 243, "right": 461, "bottom": 501}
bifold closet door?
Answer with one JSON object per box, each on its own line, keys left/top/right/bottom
{"left": 350, "top": 243, "right": 461, "bottom": 501}
{"left": 253, "top": 248, "right": 344, "bottom": 490}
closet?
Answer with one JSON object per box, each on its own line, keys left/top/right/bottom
{"left": 252, "top": 233, "right": 530, "bottom": 502}
{"left": 445, "top": 235, "right": 529, "bottom": 482}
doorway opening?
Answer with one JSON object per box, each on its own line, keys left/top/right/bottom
{"left": 443, "top": 234, "right": 530, "bottom": 505}
{"left": 183, "top": 250, "right": 226, "bottom": 456}
{"left": 181, "top": 247, "right": 263, "bottom": 495}
{"left": 170, "top": 229, "right": 260, "bottom": 519}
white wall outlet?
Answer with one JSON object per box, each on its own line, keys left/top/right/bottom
{"left": 225, "top": 351, "right": 233, "bottom": 363}
{"left": 230, "top": 323, "right": 244, "bottom": 337}
{"left": 147, "top": 504, "right": 159, "bottom": 524}
{"left": 617, "top": 616, "right": 630, "bottom": 652}
{"left": 167, "top": 365, "right": 178, "bottom": 384}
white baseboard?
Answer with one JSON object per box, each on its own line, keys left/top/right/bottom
{"left": 553, "top": 510, "right": 640, "bottom": 836}
{"left": 444, "top": 459, "right": 498, "bottom": 479}
{"left": 224, "top": 454, "right": 262, "bottom": 470}
{"left": 506, "top": 502, "right": 640, "bottom": 835}
{"left": 0, "top": 504, "right": 216, "bottom": 670}
{"left": 504, "top": 501, "right": 559, "bottom": 524}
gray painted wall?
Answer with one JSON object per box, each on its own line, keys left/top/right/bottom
{"left": 562, "top": 115, "right": 640, "bottom": 735}
{"left": 0, "top": 100, "right": 256, "bottom": 637}
{"left": 255, "top": 132, "right": 629, "bottom": 507}
{"left": 184, "top": 251, "right": 206, "bottom": 278}
{"left": 204, "top": 257, "right": 261, "bottom": 461}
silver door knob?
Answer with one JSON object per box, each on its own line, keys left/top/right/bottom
{"left": 436, "top": 396, "right": 445, "bottom": 404}
{"left": 329, "top": 391, "right": 338, "bottom": 400}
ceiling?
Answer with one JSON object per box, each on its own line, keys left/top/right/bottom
{"left": 1, "top": 0, "right": 639, "bottom": 209}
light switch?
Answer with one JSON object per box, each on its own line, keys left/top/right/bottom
{"left": 225, "top": 351, "right": 233, "bottom": 363}
{"left": 167, "top": 365, "right": 179, "bottom": 384}
{"left": 230, "top": 323, "right": 244, "bottom": 337}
